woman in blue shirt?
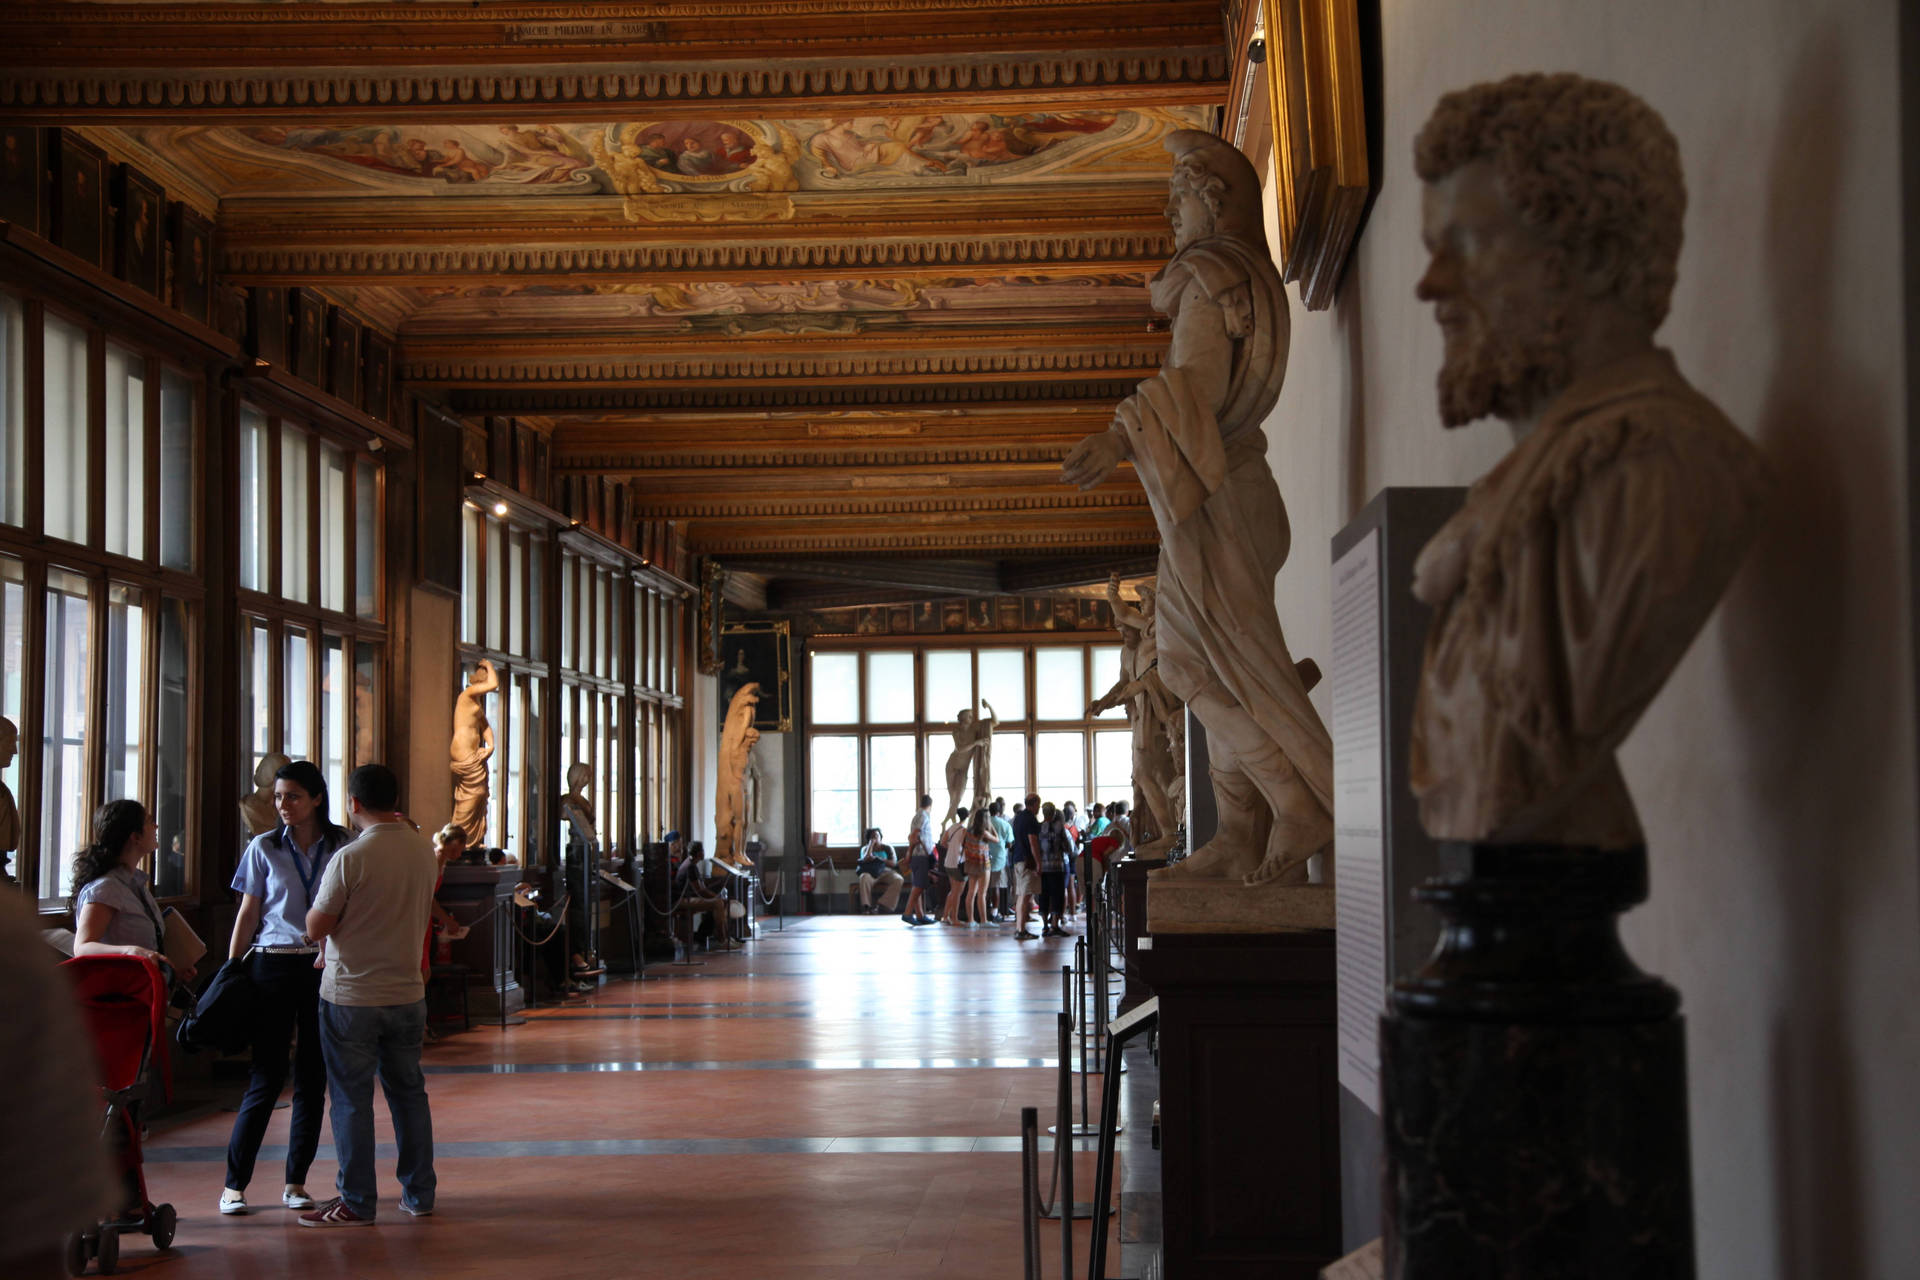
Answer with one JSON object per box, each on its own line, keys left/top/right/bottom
{"left": 219, "top": 760, "right": 352, "bottom": 1216}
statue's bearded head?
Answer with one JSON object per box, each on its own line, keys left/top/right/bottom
{"left": 1413, "top": 74, "right": 1684, "bottom": 428}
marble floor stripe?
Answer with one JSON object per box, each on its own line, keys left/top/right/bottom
{"left": 519, "top": 1008, "right": 1062, "bottom": 1021}
{"left": 421, "top": 1056, "right": 1062, "bottom": 1073}
{"left": 145, "top": 1135, "right": 1066, "bottom": 1163}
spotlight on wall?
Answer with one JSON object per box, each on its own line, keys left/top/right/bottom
{"left": 492, "top": 501, "right": 510, "bottom": 517}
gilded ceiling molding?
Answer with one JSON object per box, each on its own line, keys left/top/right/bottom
{"left": 620, "top": 492, "right": 1149, "bottom": 519}
{"left": 217, "top": 233, "right": 1174, "bottom": 280}
{"left": 0, "top": 50, "right": 1226, "bottom": 119}
{"left": 689, "top": 527, "right": 1157, "bottom": 554}
{"left": 11, "top": 0, "right": 1200, "bottom": 20}
{"left": 402, "top": 348, "right": 1161, "bottom": 383}
{"left": 557, "top": 445, "right": 1089, "bottom": 469}
{"left": 450, "top": 381, "right": 1138, "bottom": 411}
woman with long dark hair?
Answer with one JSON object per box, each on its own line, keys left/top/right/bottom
{"left": 71, "top": 799, "right": 173, "bottom": 966}
{"left": 219, "top": 760, "right": 352, "bottom": 1217}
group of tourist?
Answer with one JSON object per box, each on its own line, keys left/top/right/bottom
{"left": 851, "top": 793, "right": 1131, "bottom": 940}
{"left": 68, "top": 760, "right": 440, "bottom": 1229}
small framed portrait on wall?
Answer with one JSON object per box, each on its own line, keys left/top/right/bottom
{"left": 327, "top": 306, "right": 362, "bottom": 406}
{"left": 168, "top": 202, "right": 213, "bottom": 324}
{"left": 291, "top": 287, "right": 327, "bottom": 384}
{"left": 51, "top": 130, "right": 107, "bottom": 269}
{"left": 112, "top": 164, "right": 164, "bottom": 298}
{"left": 248, "top": 284, "right": 290, "bottom": 365}
{"left": 0, "top": 127, "right": 48, "bottom": 237}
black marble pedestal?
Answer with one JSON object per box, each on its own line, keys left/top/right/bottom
{"left": 1141, "top": 930, "right": 1342, "bottom": 1279}
{"left": 438, "top": 863, "right": 525, "bottom": 1020}
{"left": 1380, "top": 843, "right": 1695, "bottom": 1279}
{"left": 1113, "top": 855, "right": 1167, "bottom": 1014}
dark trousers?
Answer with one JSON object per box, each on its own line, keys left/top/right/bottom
{"left": 225, "top": 951, "right": 327, "bottom": 1191}
{"left": 1039, "top": 871, "right": 1067, "bottom": 916}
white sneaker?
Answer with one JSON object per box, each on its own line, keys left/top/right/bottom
{"left": 283, "top": 1185, "right": 316, "bottom": 1210}
{"left": 220, "top": 1189, "right": 248, "bottom": 1215}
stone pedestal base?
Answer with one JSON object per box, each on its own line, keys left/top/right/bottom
{"left": 1381, "top": 843, "right": 1695, "bottom": 1279}
{"left": 1140, "top": 930, "right": 1341, "bottom": 1279}
{"left": 1113, "top": 856, "right": 1167, "bottom": 1013}
{"left": 1147, "top": 878, "right": 1335, "bottom": 934}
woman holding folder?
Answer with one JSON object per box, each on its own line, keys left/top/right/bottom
{"left": 219, "top": 760, "right": 351, "bottom": 1217}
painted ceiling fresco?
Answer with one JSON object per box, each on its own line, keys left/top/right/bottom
{"left": 121, "top": 108, "right": 1209, "bottom": 202}
{"left": 396, "top": 275, "right": 1153, "bottom": 332}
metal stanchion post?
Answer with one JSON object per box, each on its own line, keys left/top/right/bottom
{"left": 1021, "top": 1107, "right": 1041, "bottom": 1280}
{"left": 1057, "top": 1011, "right": 1073, "bottom": 1280}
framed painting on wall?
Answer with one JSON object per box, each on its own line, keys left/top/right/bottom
{"left": 719, "top": 620, "right": 792, "bottom": 733}
{"left": 291, "top": 287, "right": 327, "bottom": 384}
{"left": 327, "top": 306, "right": 362, "bottom": 405}
{"left": 51, "top": 130, "right": 107, "bottom": 269}
{"left": 248, "top": 284, "right": 289, "bottom": 365}
{"left": 113, "top": 164, "right": 164, "bottom": 298}
{"left": 1262, "top": 0, "right": 1370, "bottom": 310}
{"left": 168, "top": 202, "right": 212, "bottom": 324}
{"left": 0, "top": 127, "right": 48, "bottom": 237}
{"left": 361, "top": 331, "right": 394, "bottom": 423}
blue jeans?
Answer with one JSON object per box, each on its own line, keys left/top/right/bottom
{"left": 317, "top": 999, "right": 435, "bottom": 1219}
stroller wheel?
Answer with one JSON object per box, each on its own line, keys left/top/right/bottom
{"left": 62, "top": 1231, "right": 88, "bottom": 1277}
{"left": 149, "top": 1203, "right": 177, "bottom": 1250}
{"left": 95, "top": 1228, "right": 118, "bottom": 1274}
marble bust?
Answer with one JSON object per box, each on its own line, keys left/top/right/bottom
{"left": 1407, "top": 74, "right": 1768, "bottom": 847}
{"left": 1063, "top": 129, "right": 1333, "bottom": 885}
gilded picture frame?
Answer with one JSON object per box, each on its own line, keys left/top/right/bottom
{"left": 1262, "top": 0, "right": 1369, "bottom": 311}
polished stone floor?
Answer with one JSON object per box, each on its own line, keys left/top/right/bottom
{"left": 135, "top": 912, "right": 1149, "bottom": 1278}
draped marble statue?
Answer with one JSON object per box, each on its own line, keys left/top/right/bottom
{"left": 1063, "top": 129, "right": 1333, "bottom": 886}
{"left": 239, "top": 750, "right": 293, "bottom": 839}
{"left": 560, "top": 761, "right": 599, "bottom": 846}
{"left": 1407, "top": 74, "right": 1768, "bottom": 846}
{"left": 940, "top": 701, "right": 997, "bottom": 825}
{"left": 715, "top": 681, "right": 761, "bottom": 870}
{"left": 1089, "top": 575, "right": 1180, "bottom": 853}
{"left": 450, "top": 659, "right": 498, "bottom": 846}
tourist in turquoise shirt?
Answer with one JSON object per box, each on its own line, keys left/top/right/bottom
{"left": 987, "top": 798, "right": 1014, "bottom": 922}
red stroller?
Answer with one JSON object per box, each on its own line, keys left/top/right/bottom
{"left": 59, "top": 955, "right": 179, "bottom": 1276}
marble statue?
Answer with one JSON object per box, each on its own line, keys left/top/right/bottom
{"left": 744, "top": 744, "right": 765, "bottom": 828}
{"left": 940, "top": 701, "right": 997, "bottom": 824}
{"left": 715, "top": 681, "right": 761, "bottom": 870}
{"left": 560, "top": 761, "right": 599, "bottom": 847}
{"left": 450, "top": 659, "right": 498, "bottom": 846}
{"left": 0, "top": 717, "right": 17, "bottom": 882}
{"left": 1063, "top": 129, "right": 1333, "bottom": 886}
{"left": 1407, "top": 73, "right": 1767, "bottom": 847}
{"left": 1089, "top": 575, "right": 1180, "bottom": 853}
{"left": 239, "top": 750, "right": 293, "bottom": 838}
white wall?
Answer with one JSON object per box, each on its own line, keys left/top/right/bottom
{"left": 1262, "top": 4, "right": 1918, "bottom": 1276}
{"left": 688, "top": 671, "right": 718, "bottom": 849}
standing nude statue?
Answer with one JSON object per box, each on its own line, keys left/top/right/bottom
{"left": 715, "top": 682, "right": 761, "bottom": 870}
{"left": 450, "top": 659, "right": 499, "bottom": 846}
{"left": 940, "top": 700, "right": 997, "bottom": 824}
{"left": 1063, "top": 130, "right": 1332, "bottom": 886}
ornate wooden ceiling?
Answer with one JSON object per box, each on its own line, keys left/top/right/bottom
{"left": 2, "top": 0, "right": 1234, "bottom": 596}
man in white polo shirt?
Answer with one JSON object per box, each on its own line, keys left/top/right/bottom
{"left": 300, "top": 764, "right": 440, "bottom": 1227}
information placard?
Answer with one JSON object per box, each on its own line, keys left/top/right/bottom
{"left": 1332, "top": 528, "right": 1387, "bottom": 1111}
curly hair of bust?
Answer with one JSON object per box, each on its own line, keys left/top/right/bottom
{"left": 70, "top": 798, "right": 150, "bottom": 911}
{"left": 1413, "top": 73, "right": 1686, "bottom": 330}
{"left": 1170, "top": 156, "right": 1228, "bottom": 218}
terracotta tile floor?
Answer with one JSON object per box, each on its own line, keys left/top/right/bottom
{"left": 136, "top": 915, "right": 1143, "bottom": 1279}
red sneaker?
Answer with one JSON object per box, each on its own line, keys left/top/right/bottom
{"left": 298, "top": 1198, "right": 373, "bottom": 1228}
